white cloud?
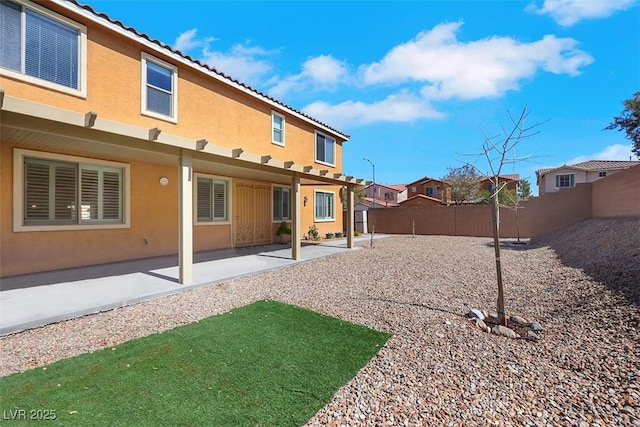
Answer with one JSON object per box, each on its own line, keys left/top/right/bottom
{"left": 269, "top": 55, "right": 348, "bottom": 98}
{"left": 302, "top": 90, "right": 445, "bottom": 128}
{"left": 173, "top": 29, "right": 214, "bottom": 53}
{"left": 201, "top": 44, "right": 274, "bottom": 84}
{"left": 172, "top": 29, "right": 275, "bottom": 85}
{"left": 568, "top": 144, "right": 635, "bottom": 164}
{"left": 362, "top": 21, "right": 593, "bottom": 101}
{"left": 526, "top": 0, "right": 637, "bottom": 27}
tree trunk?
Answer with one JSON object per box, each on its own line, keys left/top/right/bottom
{"left": 491, "top": 191, "right": 507, "bottom": 326}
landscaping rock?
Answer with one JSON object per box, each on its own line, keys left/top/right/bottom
{"left": 491, "top": 325, "right": 518, "bottom": 339}
{"left": 509, "top": 315, "right": 529, "bottom": 326}
{"left": 470, "top": 318, "right": 487, "bottom": 330}
{"left": 467, "top": 309, "right": 485, "bottom": 320}
{"left": 531, "top": 320, "right": 543, "bottom": 331}
{"left": 527, "top": 331, "right": 539, "bottom": 340}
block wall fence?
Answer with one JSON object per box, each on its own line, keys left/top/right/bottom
{"left": 367, "top": 165, "right": 640, "bottom": 238}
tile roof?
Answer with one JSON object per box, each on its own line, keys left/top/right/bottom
{"left": 480, "top": 174, "right": 520, "bottom": 182}
{"left": 366, "top": 183, "right": 405, "bottom": 192}
{"left": 387, "top": 184, "right": 407, "bottom": 192}
{"left": 399, "top": 194, "right": 444, "bottom": 204}
{"left": 536, "top": 160, "right": 640, "bottom": 177}
{"left": 359, "top": 197, "right": 398, "bottom": 208}
{"left": 406, "top": 176, "right": 444, "bottom": 186}
{"left": 64, "top": 0, "right": 349, "bottom": 140}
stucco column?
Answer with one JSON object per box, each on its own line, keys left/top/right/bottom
{"left": 291, "top": 175, "right": 301, "bottom": 260}
{"left": 179, "top": 150, "right": 193, "bottom": 284}
{"left": 346, "top": 185, "right": 355, "bottom": 248}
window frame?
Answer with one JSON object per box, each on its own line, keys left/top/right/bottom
{"left": 271, "top": 111, "right": 285, "bottom": 146}
{"left": 13, "top": 148, "right": 130, "bottom": 232}
{"left": 555, "top": 173, "right": 575, "bottom": 188}
{"left": 598, "top": 171, "right": 607, "bottom": 177}
{"left": 194, "top": 173, "right": 230, "bottom": 225}
{"left": 314, "top": 131, "right": 336, "bottom": 167}
{"left": 0, "top": 0, "right": 87, "bottom": 97}
{"left": 141, "top": 52, "right": 178, "bottom": 123}
{"left": 272, "top": 185, "right": 291, "bottom": 221}
{"left": 425, "top": 186, "right": 438, "bottom": 196}
{"left": 314, "top": 190, "right": 335, "bottom": 222}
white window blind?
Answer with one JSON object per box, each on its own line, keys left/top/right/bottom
{"left": 197, "top": 177, "right": 227, "bottom": 222}
{"left": 24, "top": 158, "right": 123, "bottom": 225}
{"left": 0, "top": 0, "right": 21, "bottom": 72}
{"left": 1, "top": 1, "right": 80, "bottom": 89}
{"left": 146, "top": 60, "right": 173, "bottom": 116}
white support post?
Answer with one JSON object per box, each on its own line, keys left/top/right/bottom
{"left": 179, "top": 150, "right": 193, "bottom": 284}
{"left": 291, "top": 175, "right": 301, "bottom": 260}
{"left": 346, "top": 186, "right": 355, "bottom": 248}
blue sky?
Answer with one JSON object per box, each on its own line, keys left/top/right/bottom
{"left": 90, "top": 0, "right": 639, "bottom": 192}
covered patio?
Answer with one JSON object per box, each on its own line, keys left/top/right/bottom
{"left": 1, "top": 93, "right": 366, "bottom": 282}
{"left": 0, "top": 236, "right": 384, "bottom": 336}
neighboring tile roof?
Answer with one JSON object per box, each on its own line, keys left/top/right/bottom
{"left": 65, "top": 0, "right": 349, "bottom": 140}
{"left": 399, "top": 194, "right": 444, "bottom": 204}
{"left": 366, "top": 183, "right": 405, "bottom": 192}
{"left": 536, "top": 160, "right": 640, "bottom": 177}
{"left": 359, "top": 197, "right": 398, "bottom": 208}
{"left": 481, "top": 174, "right": 520, "bottom": 182}
{"left": 387, "top": 184, "right": 407, "bottom": 192}
{"left": 406, "top": 176, "right": 444, "bottom": 186}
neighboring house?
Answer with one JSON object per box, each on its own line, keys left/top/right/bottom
{"left": 0, "top": 0, "right": 364, "bottom": 282}
{"left": 406, "top": 176, "right": 450, "bottom": 203}
{"left": 480, "top": 174, "right": 520, "bottom": 193}
{"left": 536, "top": 160, "right": 640, "bottom": 195}
{"left": 364, "top": 183, "right": 406, "bottom": 206}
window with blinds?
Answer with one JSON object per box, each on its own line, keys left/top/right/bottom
{"left": 314, "top": 191, "right": 334, "bottom": 221}
{"left": 273, "top": 187, "right": 290, "bottom": 221}
{"left": 196, "top": 177, "right": 227, "bottom": 222}
{"left": 142, "top": 53, "right": 177, "bottom": 120}
{"left": 24, "top": 158, "right": 123, "bottom": 225}
{"left": 0, "top": 0, "right": 81, "bottom": 90}
{"left": 272, "top": 112, "right": 285, "bottom": 145}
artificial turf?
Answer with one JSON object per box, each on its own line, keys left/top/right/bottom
{"left": 0, "top": 300, "right": 390, "bottom": 426}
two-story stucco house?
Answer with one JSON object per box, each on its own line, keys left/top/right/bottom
{"left": 536, "top": 160, "right": 640, "bottom": 195}
{"left": 364, "top": 183, "right": 407, "bottom": 207}
{"left": 0, "top": 0, "right": 364, "bottom": 283}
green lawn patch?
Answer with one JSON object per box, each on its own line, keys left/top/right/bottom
{"left": 0, "top": 300, "right": 390, "bottom": 426}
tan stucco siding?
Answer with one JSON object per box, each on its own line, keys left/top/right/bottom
{"left": 1, "top": 5, "right": 343, "bottom": 172}
{"left": 1, "top": 143, "right": 181, "bottom": 276}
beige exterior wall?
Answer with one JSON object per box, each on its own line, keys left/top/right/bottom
{"left": 1, "top": 0, "right": 348, "bottom": 277}
{"left": 1, "top": 6, "right": 344, "bottom": 171}
{"left": 592, "top": 165, "right": 640, "bottom": 217}
{"left": 1, "top": 142, "right": 180, "bottom": 277}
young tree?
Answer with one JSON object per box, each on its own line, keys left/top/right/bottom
{"left": 605, "top": 91, "right": 640, "bottom": 158}
{"left": 442, "top": 163, "right": 482, "bottom": 204}
{"left": 475, "top": 107, "right": 543, "bottom": 326}
{"left": 339, "top": 185, "right": 365, "bottom": 208}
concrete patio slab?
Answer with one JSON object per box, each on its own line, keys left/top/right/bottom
{"left": 0, "top": 236, "right": 384, "bottom": 336}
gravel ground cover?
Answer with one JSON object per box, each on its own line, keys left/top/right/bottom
{"left": 1, "top": 217, "right": 638, "bottom": 426}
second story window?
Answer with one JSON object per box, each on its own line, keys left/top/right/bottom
{"left": 0, "top": 0, "right": 86, "bottom": 95}
{"left": 426, "top": 186, "right": 438, "bottom": 196}
{"left": 555, "top": 174, "right": 574, "bottom": 188}
{"left": 272, "top": 112, "right": 285, "bottom": 146}
{"left": 315, "top": 132, "right": 335, "bottom": 166}
{"left": 141, "top": 53, "right": 177, "bottom": 121}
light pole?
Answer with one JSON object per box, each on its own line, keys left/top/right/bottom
{"left": 363, "top": 157, "right": 375, "bottom": 208}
